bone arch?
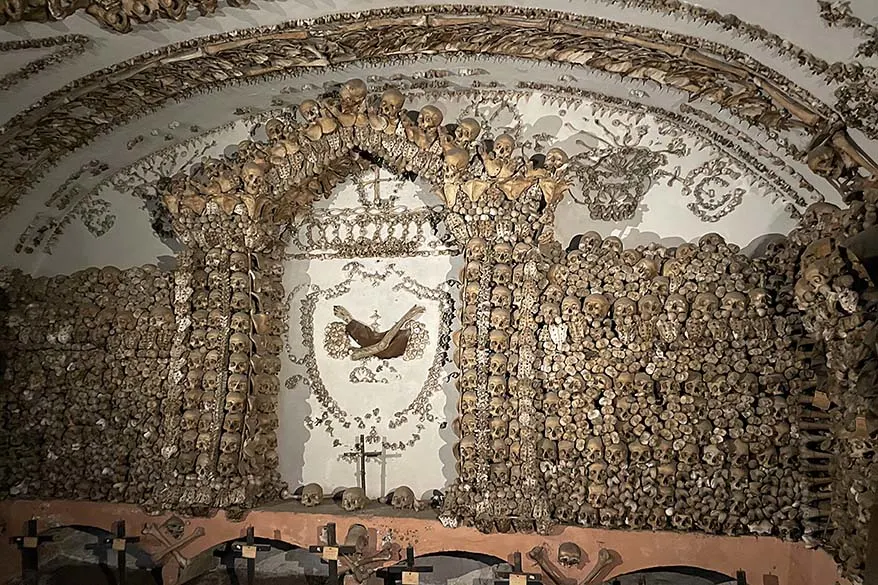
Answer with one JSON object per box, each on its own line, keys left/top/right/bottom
{"left": 3, "top": 5, "right": 874, "bottom": 220}
{"left": 156, "top": 78, "right": 571, "bottom": 513}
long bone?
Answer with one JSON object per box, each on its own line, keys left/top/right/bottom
{"left": 579, "top": 549, "right": 614, "bottom": 585}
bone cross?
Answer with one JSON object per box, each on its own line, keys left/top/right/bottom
{"left": 142, "top": 523, "right": 205, "bottom": 568}
{"left": 527, "top": 546, "right": 575, "bottom": 585}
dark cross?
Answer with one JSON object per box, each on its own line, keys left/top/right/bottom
{"left": 9, "top": 519, "right": 53, "bottom": 585}
{"left": 212, "top": 527, "right": 270, "bottom": 585}
{"left": 309, "top": 522, "right": 358, "bottom": 585}
{"left": 344, "top": 434, "right": 382, "bottom": 495}
{"left": 375, "top": 545, "right": 433, "bottom": 585}
{"left": 495, "top": 552, "right": 543, "bottom": 585}
{"left": 86, "top": 521, "right": 140, "bottom": 585}
{"left": 736, "top": 570, "right": 748, "bottom": 585}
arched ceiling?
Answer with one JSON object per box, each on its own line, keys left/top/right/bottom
{"left": 1, "top": 0, "right": 877, "bottom": 275}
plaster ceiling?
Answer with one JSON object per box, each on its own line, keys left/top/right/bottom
{"left": 1, "top": 0, "right": 876, "bottom": 275}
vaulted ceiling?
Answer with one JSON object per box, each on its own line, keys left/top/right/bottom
{"left": 1, "top": 0, "right": 877, "bottom": 275}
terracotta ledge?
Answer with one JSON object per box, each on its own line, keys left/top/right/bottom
{"left": 0, "top": 499, "right": 847, "bottom": 585}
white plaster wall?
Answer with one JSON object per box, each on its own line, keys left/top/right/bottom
{"left": 278, "top": 172, "right": 460, "bottom": 498}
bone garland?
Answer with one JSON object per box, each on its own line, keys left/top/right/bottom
{"left": 0, "top": 0, "right": 249, "bottom": 32}
{"left": 0, "top": 36, "right": 90, "bottom": 91}
{"left": 6, "top": 6, "right": 874, "bottom": 219}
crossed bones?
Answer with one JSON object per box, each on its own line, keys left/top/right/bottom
{"left": 527, "top": 546, "right": 615, "bottom": 585}
{"left": 142, "top": 522, "right": 205, "bottom": 568}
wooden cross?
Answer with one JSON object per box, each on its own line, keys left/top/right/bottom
{"left": 212, "top": 527, "right": 270, "bottom": 585}
{"left": 495, "top": 552, "right": 543, "bottom": 585}
{"left": 9, "top": 519, "right": 53, "bottom": 585}
{"left": 375, "top": 545, "right": 433, "bottom": 585}
{"left": 309, "top": 522, "right": 358, "bottom": 585}
{"left": 344, "top": 434, "right": 383, "bottom": 496}
{"left": 85, "top": 521, "right": 140, "bottom": 585}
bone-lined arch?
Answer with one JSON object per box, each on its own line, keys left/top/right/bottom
{"left": 2, "top": 6, "right": 876, "bottom": 222}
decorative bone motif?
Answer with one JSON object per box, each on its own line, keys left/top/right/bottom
{"left": 142, "top": 523, "right": 206, "bottom": 568}
{"left": 527, "top": 545, "right": 576, "bottom": 585}
{"left": 330, "top": 305, "right": 425, "bottom": 360}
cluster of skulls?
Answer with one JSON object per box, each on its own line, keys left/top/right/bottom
{"left": 0, "top": 265, "right": 173, "bottom": 504}
{"left": 177, "top": 246, "right": 284, "bottom": 504}
{"left": 785, "top": 200, "right": 878, "bottom": 577}
{"left": 163, "top": 79, "right": 569, "bottom": 257}
{"left": 448, "top": 218, "right": 872, "bottom": 541}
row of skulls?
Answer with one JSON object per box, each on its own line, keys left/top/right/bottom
{"left": 162, "top": 79, "right": 570, "bottom": 250}
{"left": 0, "top": 266, "right": 173, "bottom": 504}
{"left": 177, "top": 247, "right": 283, "bottom": 501}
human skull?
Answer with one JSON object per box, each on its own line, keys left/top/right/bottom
{"left": 391, "top": 486, "right": 415, "bottom": 509}
{"left": 181, "top": 429, "right": 198, "bottom": 452}
{"left": 493, "top": 263, "right": 512, "bottom": 286}
{"left": 487, "top": 375, "right": 507, "bottom": 397}
{"left": 583, "top": 294, "right": 610, "bottom": 320}
{"left": 512, "top": 242, "right": 532, "bottom": 263}
{"left": 230, "top": 311, "right": 250, "bottom": 332}
{"left": 634, "top": 257, "right": 659, "bottom": 280}
{"left": 241, "top": 162, "right": 265, "bottom": 195}
{"left": 588, "top": 461, "right": 608, "bottom": 483}
{"left": 489, "top": 353, "right": 508, "bottom": 376}
{"left": 228, "top": 332, "right": 250, "bottom": 354}
{"left": 299, "top": 99, "right": 322, "bottom": 123}
{"left": 613, "top": 297, "right": 636, "bottom": 320}
{"left": 225, "top": 391, "right": 246, "bottom": 414}
{"left": 460, "top": 390, "right": 478, "bottom": 414}
{"left": 300, "top": 483, "right": 323, "bottom": 506}
{"left": 538, "top": 438, "right": 557, "bottom": 461}
{"left": 229, "top": 352, "right": 250, "bottom": 374}
{"left": 465, "top": 236, "right": 487, "bottom": 261}
{"left": 561, "top": 296, "right": 581, "bottom": 319}
{"left": 577, "top": 231, "right": 602, "bottom": 252}
{"left": 223, "top": 413, "right": 243, "bottom": 433}
{"left": 195, "top": 453, "right": 211, "bottom": 477}
{"left": 464, "top": 282, "right": 481, "bottom": 305}
{"left": 490, "top": 307, "right": 511, "bottom": 330}
{"left": 379, "top": 89, "right": 405, "bottom": 119}
{"left": 342, "top": 487, "right": 366, "bottom": 511}
{"left": 459, "top": 435, "right": 476, "bottom": 460}
{"left": 339, "top": 79, "right": 368, "bottom": 112}
{"left": 490, "top": 417, "right": 508, "bottom": 440}
{"left": 544, "top": 148, "right": 568, "bottom": 172}
{"left": 587, "top": 484, "right": 607, "bottom": 508}
{"left": 585, "top": 437, "right": 604, "bottom": 463}
{"left": 601, "top": 236, "right": 623, "bottom": 255}
{"left": 493, "top": 134, "right": 515, "bottom": 159}
{"left": 637, "top": 295, "right": 662, "bottom": 319}
{"left": 606, "top": 442, "right": 629, "bottom": 466}
{"left": 418, "top": 105, "right": 443, "bottom": 131}
{"left": 182, "top": 409, "right": 200, "bottom": 431}
{"left": 543, "top": 283, "right": 564, "bottom": 304}
{"left": 220, "top": 432, "right": 242, "bottom": 453}
{"left": 703, "top": 444, "right": 724, "bottom": 466}
{"left": 491, "top": 285, "right": 512, "bottom": 308}
{"left": 455, "top": 118, "right": 481, "bottom": 147}
{"left": 491, "top": 438, "right": 508, "bottom": 462}
{"left": 629, "top": 441, "right": 650, "bottom": 465}
{"left": 489, "top": 329, "right": 509, "bottom": 352}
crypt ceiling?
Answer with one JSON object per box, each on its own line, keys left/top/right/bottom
{"left": 0, "top": 0, "right": 877, "bottom": 276}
